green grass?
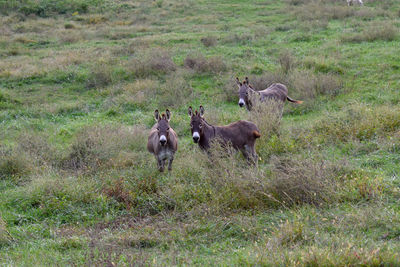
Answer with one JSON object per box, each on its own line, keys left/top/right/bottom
{"left": 1, "top": 0, "right": 400, "bottom": 265}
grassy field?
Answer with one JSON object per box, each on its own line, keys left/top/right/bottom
{"left": 1, "top": 0, "right": 400, "bottom": 265}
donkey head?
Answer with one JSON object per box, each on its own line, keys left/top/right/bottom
{"left": 236, "top": 77, "right": 253, "bottom": 110}
{"left": 188, "top": 106, "right": 205, "bottom": 143}
{"left": 154, "top": 109, "right": 172, "bottom": 146}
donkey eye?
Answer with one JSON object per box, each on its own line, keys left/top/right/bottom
{"left": 199, "top": 124, "right": 202, "bottom": 128}
{"left": 157, "top": 127, "right": 160, "bottom": 131}
{"left": 167, "top": 128, "right": 170, "bottom": 131}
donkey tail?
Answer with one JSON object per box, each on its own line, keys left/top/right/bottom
{"left": 253, "top": 130, "right": 261, "bottom": 138}
{"left": 287, "top": 96, "right": 303, "bottom": 104}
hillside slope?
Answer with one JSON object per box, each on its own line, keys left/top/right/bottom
{"left": 1, "top": 0, "right": 400, "bottom": 265}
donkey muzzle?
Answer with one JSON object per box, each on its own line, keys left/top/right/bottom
{"left": 238, "top": 99, "right": 245, "bottom": 108}
{"left": 192, "top": 132, "right": 200, "bottom": 143}
{"left": 160, "top": 135, "right": 167, "bottom": 146}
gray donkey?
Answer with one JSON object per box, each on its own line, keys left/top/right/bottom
{"left": 147, "top": 109, "right": 178, "bottom": 172}
{"left": 188, "top": 106, "right": 260, "bottom": 162}
{"left": 236, "top": 77, "right": 303, "bottom": 110}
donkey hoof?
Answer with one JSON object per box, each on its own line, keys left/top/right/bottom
{"left": 158, "top": 167, "right": 164, "bottom": 172}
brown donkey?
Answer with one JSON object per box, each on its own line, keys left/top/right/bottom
{"left": 236, "top": 77, "right": 303, "bottom": 110}
{"left": 147, "top": 109, "right": 178, "bottom": 172}
{"left": 188, "top": 106, "right": 261, "bottom": 162}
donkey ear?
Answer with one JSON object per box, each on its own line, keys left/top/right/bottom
{"left": 165, "top": 109, "right": 171, "bottom": 121}
{"left": 199, "top": 105, "right": 205, "bottom": 117}
{"left": 245, "top": 77, "right": 249, "bottom": 85}
{"left": 235, "top": 77, "right": 242, "bottom": 86}
{"left": 154, "top": 109, "right": 160, "bottom": 121}
{"left": 188, "top": 106, "right": 193, "bottom": 117}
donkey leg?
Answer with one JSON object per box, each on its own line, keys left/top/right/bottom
{"left": 168, "top": 155, "right": 174, "bottom": 171}
{"left": 243, "top": 145, "right": 257, "bottom": 165}
{"left": 157, "top": 157, "right": 164, "bottom": 172}
{"left": 250, "top": 145, "right": 258, "bottom": 164}
{"left": 241, "top": 146, "right": 250, "bottom": 160}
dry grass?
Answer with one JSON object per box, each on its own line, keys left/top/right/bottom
{"left": 288, "top": 69, "right": 342, "bottom": 99}
{"left": 247, "top": 72, "right": 288, "bottom": 91}
{"left": 126, "top": 49, "right": 176, "bottom": 78}
{"left": 0, "top": 146, "right": 32, "bottom": 182}
{"left": 57, "top": 29, "right": 84, "bottom": 44}
{"left": 184, "top": 53, "right": 227, "bottom": 74}
{"left": 222, "top": 33, "right": 254, "bottom": 45}
{"left": 62, "top": 125, "right": 147, "bottom": 173}
{"left": 278, "top": 50, "right": 297, "bottom": 74}
{"left": 192, "top": 140, "right": 346, "bottom": 211}
{"left": 294, "top": 3, "right": 355, "bottom": 21}
{"left": 312, "top": 104, "right": 400, "bottom": 143}
{"left": 0, "top": 217, "right": 12, "bottom": 246}
{"left": 341, "top": 21, "right": 397, "bottom": 43}
{"left": 219, "top": 75, "right": 239, "bottom": 102}
{"left": 157, "top": 71, "right": 194, "bottom": 108}
{"left": 247, "top": 96, "right": 283, "bottom": 140}
{"left": 269, "top": 155, "right": 340, "bottom": 206}
{"left": 86, "top": 62, "right": 114, "bottom": 89}
{"left": 113, "top": 79, "right": 159, "bottom": 109}
{"left": 200, "top": 36, "right": 217, "bottom": 47}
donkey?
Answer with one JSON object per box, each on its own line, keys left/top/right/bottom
{"left": 236, "top": 77, "right": 302, "bottom": 111}
{"left": 188, "top": 106, "right": 261, "bottom": 162}
{"left": 147, "top": 109, "right": 178, "bottom": 172}
{"left": 347, "top": 0, "right": 363, "bottom": 6}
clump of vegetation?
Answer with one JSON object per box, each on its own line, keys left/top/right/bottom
{"left": 219, "top": 75, "right": 239, "bottom": 102}
{"left": 200, "top": 36, "right": 217, "bottom": 47}
{"left": 157, "top": 71, "right": 194, "bottom": 108}
{"left": 62, "top": 125, "right": 147, "bottom": 173}
{"left": 222, "top": 33, "right": 254, "bottom": 45}
{"left": 288, "top": 69, "right": 342, "bottom": 99}
{"left": 184, "top": 53, "right": 227, "bottom": 73}
{"left": 86, "top": 61, "right": 115, "bottom": 89}
{"left": 278, "top": 50, "right": 296, "bottom": 74}
{"left": 312, "top": 104, "right": 400, "bottom": 143}
{"left": 0, "top": 0, "right": 104, "bottom": 16}
{"left": 294, "top": 3, "right": 355, "bottom": 21}
{"left": 268, "top": 155, "right": 340, "bottom": 205}
{"left": 0, "top": 147, "right": 32, "bottom": 182}
{"left": 64, "top": 23, "right": 76, "bottom": 29}
{"left": 341, "top": 22, "right": 397, "bottom": 43}
{"left": 126, "top": 49, "right": 177, "bottom": 78}
{"left": 247, "top": 72, "right": 287, "bottom": 91}
{"left": 0, "top": 217, "right": 12, "bottom": 247}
